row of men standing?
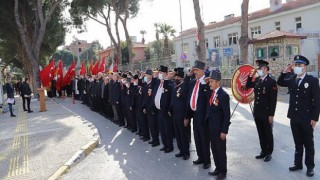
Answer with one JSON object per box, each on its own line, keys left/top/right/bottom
{"left": 73, "top": 60, "right": 231, "bottom": 180}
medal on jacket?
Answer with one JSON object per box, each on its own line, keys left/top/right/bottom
{"left": 176, "top": 87, "right": 181, "bottom": 97}
{"left": 263, "top": 87, "right": 266, "bottom": 94}
{"left": 213, "top": 94, "right": 219, "bottom": 106}
{"left": 139, "top": 87, "right": 142, "bottom": 94}
{"left": 304, "top": 83, "right": 309, "bottom": 88}
{"left": 148, "top": 89, "right": 152, "bottom": 96}
{"left": 127, "top": 90, "right": 130, "bottom": 95}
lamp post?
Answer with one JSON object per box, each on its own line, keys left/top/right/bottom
{"left": 179, "top": 0, "right": 185, "bottom": 67}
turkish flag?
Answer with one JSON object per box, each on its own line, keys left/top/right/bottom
{"left": 92, "top": 60, "right": 100, "bottom": 75}
{"left": 80, "top": 62, "right": 86, "bottom": 75}
{"left": 98, "top": 57, "right": 106, "bottom": 73}
{"left": 89, "top": 60, "right": 94, "bottom": 75}
{"left": 56, "top": 60, "right": 64, "bottom": 91}
{"left": 39, "top": 60, "right": 55, "bottom": 87}
{"left": 113, "top": 56, "right": 118, "bottom": 72}
{"left": 62, "top": 60, "right": 76, "bottom": 87}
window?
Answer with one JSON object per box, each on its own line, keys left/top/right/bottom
{"left": 228, "top": 33, "right": 238, "bottom": 45}
{"left": 182, "top": 43, "right": 189, "bottom": 53}
{"left": 205, "top": 38, "right": 209, "bottom": 49}
{"left": 256, "top": 48, "right": 266, "bottom": 59}
{"left": 78, "top": 48, "right": 82, "bottom": 52}
{"left": 78, "top": 42, "right": 81, "bottom": 45}
{"left": 250, "top": 26, "right": 261, "bottom": 38}
{"left": 269, "top": 46, "right": 279, "bottom": 57}
{"left": 295, "top": 17, "right": 302, "bottom": 31}
{"left": 275, "top": 21, "right": 281, "bottom": 31}
{"left": 213, "top": 36, "right": 220, "bottom": 48}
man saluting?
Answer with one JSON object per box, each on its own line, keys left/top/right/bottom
{"left": 277, "top": 55, "right": 320, "bottom": 177}
{"left": 246, "top": 60, "right": 278, "bottom": 162}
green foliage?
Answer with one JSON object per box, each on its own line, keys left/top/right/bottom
{"left": 53, "top": 50, "right": 76, "bottom": 67}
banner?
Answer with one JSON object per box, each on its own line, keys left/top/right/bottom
{"left": 231, "top": 64, "right": 256, "bottom": 104}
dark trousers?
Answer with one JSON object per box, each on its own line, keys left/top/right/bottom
{"left": 105, "top": 101, "right": 114, "bottom": 118}
{"left": 26, "top": 97, "right": 31, "bottom": 111}
{"left": 254, "top": 118, "right": 273, "bottom": 155}
{"left": 158, "top": 110, "right": 173, "bottom": 149}
{"left": 193, "top": 117, "right": 210, "bottom": 164}
{"left": 138, "top": 110, "right": 150, "bottom": 139}
{"left": 128, "top": 108, "right": 137, "bottom": 131}
{"left": 147, "top": 111, "right": 159, "bottom": 143}
{"left": 135, "top": 108, "right": 143, "bottom": 134}
{"left": 290, "top": 120, "right": 315, "bottom": 169}
{"left": 211, "top": 136, "right": 227, "bottom": 174}
{"left": 123, "top": 106, "right": 130, "bottom": 128}
{"left": 8, "top": 103, "right": 14, "bottom": 116}
{"left": 174, "top": 116, "right": 189, "bottom": 156}
{"left": 116, "top": 104, "right": 124, "bottom": 125}
{"left": 22, "top": 96, "right": 26, "bottom": 110}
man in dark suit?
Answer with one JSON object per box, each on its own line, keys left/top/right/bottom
{"left": 142, "top": 69, "right": 160, "bottom": 147}
{"left": 125, "top": 77, "right": 138, "bottom": 133}
{"left": 206, "top": 70, "right": 231, "bottom": 180}
{"left": 21, "top": 78, "right": 33, "bottom": 113}
{"left": 185, "top": 60, "right": 211, "bottom": 169}
{"left": 5, "top": 77, "right": 16, "bottom": 117}
{"left": 246, "top": 60, "right": 278, "bottom": 162}
{"left": 170, "top": 67, "right": 190, "bottom": 160}
{"left": 277, "top": 55, "right": 320, "bottom": 177}
{"left": 154, "top": 65, "right": 174, "bottom": 153}
{"left": 136, "top": 74, "right": 150, "bottom": 141}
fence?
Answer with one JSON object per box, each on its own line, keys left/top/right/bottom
{"left": 118, "top": 58, "right": 176, "bottom": 72}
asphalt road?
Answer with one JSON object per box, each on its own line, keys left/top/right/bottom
{"left": 60, "top": 90, "right": 320, "bottom": 180}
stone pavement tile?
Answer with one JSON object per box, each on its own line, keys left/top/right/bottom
{"left": 0, "top": 97, "right": 95, "bottom": 180}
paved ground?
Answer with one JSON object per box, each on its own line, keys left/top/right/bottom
{"left": 61, "top": 88, "right": 320, "bottom": 180}
{"left": 0, "top": 96, "right": 93, "bottom": 180}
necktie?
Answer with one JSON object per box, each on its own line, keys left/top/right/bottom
{"left": 191, "top": 80, "right": 200, "bottom": 110}
{"left": 295, "top": 78, "right": 301, "bottom": 87}
{"left": 159, "top": 81, "right": 163, "bottom": 89}
{"left": 209, "top": 91, "right": 215, "bottom": 106}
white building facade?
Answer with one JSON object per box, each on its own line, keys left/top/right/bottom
{"left": 174, "top": 0, "right": 320, "bottom": 77}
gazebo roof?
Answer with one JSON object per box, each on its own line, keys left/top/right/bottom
{"left": 250, "top": 30, "right": 307, "bottom": 43}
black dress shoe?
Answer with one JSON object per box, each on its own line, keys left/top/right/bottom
{"left": 136, "top": 132, "right": 140, "bottom": 135}
{"left": 193, "top": 159, "right": 204, "bottom": 165}
{"left": 152, "top": 142, "right": 160, "bottom": 147}
{"left": 175, "top": 152, "right": 183, "bottom": 157}
{"left": 160, "top": 146, "right": 167, "bottom": 151}
{"left": 164, "top": 148, "right": 173, "bottom": 153}
{"left": 28, "top": 110, "right": 33, "bottom": 113}
{"left": 143, "top": 138, "right": 150, "bottom": 142}
{"left": 289, "top": 165, "right": 303, "bottom": 171}
{"left": 255, "top": 153, "right": 266, "bottom": 159}
{"left": 148, "top": 141, "right": 154, "bottom": 144}
{"left": 183, "top": 154, "right": 190, "bottom": 160}
{"left": 208, "top": 169, "right": 219, "bottom": 176}
{"left": 216, "top": 174, "right": 226, "bottom": 180}
{"left": 264, "top": 155, "right": 272, "bottom": 162}
{"left": 23, "top": 109, "right": 28, "bottom": 111}
{"left": 306, "top": 169, "right": 314, "bottom": 177}
{"left": 131, "top": 130, "right": 137, "bottom": 133}
{"left": 11, "top": 114, "right": 16, "bottom": 117}
{"left": 203, "top": 163, "right": 211, "bottom": 169}
{"left": 124, "top": 125, "right": 128, "bottom": 128}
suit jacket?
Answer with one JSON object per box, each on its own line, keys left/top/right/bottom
{"left": 125, "top": 84, "right": 137, "bottom": 108}
{"left": 205, "top": 87, "right": 231, "bottom": 137}
{"left": 134, "top": 83, "right": 144, "bottom": 110}
{"left": 153, "top": 79, "right": 173, "bottom": 112}
{"left": 246, "top": 74, "right": 278, "bottom": 120}
{"left": 21, "top": 82, "right": 32, "bottom": 96}
{"left": 277, "top": 73, "right": 320, "bottom": 122}
{"left": 5, "top": 83, "right": 14, "bottom": 98}
{"left": 142, "top": 78, "right": 157, "bottom": 112}
{"left": 185, "top": 76, "right": 210, "bottom": 125}
{"left": 170, "top": 77, "right": 190, "bottom": 120}
{"left": 110, "top": 81, "right": 121, "bottom": 105}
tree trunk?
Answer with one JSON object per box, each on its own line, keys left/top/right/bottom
{"left": 192, "top": 0, "right": 206, "bottom": 62}
{"left": 239, "top": 0, "right": 249, "bottom": 65}
{"left": 163, "top": 36, "right": 170, "bottom": 66}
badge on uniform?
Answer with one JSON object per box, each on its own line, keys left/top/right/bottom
{"left": 127, "top": 90, "right": 130, "bottom": 95}
{"left": 177, "top": 93, "right": 180, "bottom": 97}
{"left": 304, "top": 83, "right": 309, "bottom": 89}
{"left": 148, "top": 89, "right": 152, "bottom": 96}
{"left": 214, "top": 95, "right": 219, "bottom": 106}
{"left": 176, "top": 87, "right": 181, "bottom": 97}
{"left": 263, "top": 87, "right": 266, "bottom": 94}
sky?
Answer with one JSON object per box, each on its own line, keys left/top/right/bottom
{"left": 63, "top": 0, "right": 271, "bottom": 49}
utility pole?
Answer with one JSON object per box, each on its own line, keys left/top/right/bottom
{"left": 179, "top": 0, "right": 185, "bottom": 67}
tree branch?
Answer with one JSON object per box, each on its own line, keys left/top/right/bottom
{"left": 87, "top": 13, "right": 107, "bottom": 26}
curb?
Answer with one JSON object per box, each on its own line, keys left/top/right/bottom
{"left": 48, "top": 99, "right": 100, "bottom": 180}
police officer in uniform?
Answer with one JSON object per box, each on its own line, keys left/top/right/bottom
{"left": 246, "top": 60, "right": 278, "bottom": 162}
{"left": 277, "top": 55, "right": 320, "bottom": 177}
{"left": 206, "top": 70, "right": 231, "bottom": 180}
{"left": 170, "top": 67, "right": 190, "bottom": 160}
{"left": 186, "top": 60, "right": 211, "bottom": 169}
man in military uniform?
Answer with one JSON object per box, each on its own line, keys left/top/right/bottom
{"left": 154, "top": 65, "right": 174, "bottom": 153}
{"left": 142, "top": 69, "right": 160, "bottom": 147}
{"left": 206, "top": 70, "right": 231, "bottom": 180}
{"left": 170, "top": 67, "right": 190, "bottom": 160}
{"left": 246, "top": 60, "right": 278, "bottom": 162}
{"left": 186, "top": 60, "right": 211, "bottom": 169}
{"left": 125, "top": 77, "right": 138, "bottom": 133}
{"left": 277, "top": 55, "right": 320, "bottom": 177}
